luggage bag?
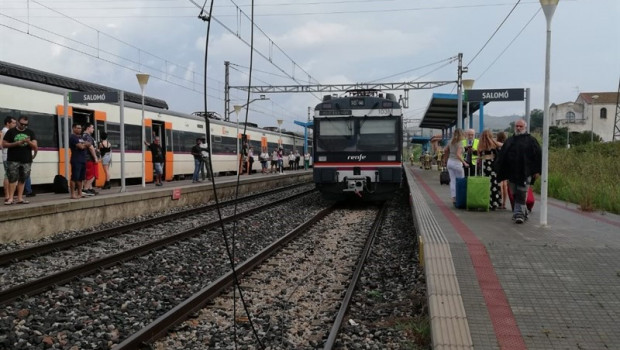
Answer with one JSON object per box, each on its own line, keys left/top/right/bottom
{"left": 455, "top": 177, "right": 467, "bottom": 209}
{"left": 439, "top": 168, "right": 450, "bottom": 185}
{"left": 507, "top": 186, "right": 535, "bottom": 212}
{"left": 466, "top": 164, "right": 490, "bottom": 211}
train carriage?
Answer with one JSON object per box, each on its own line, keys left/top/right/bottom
{"left": 0, "top": 61, "right": 310, "bottom": 189}
{"left": 312, "top": 89, "right": 403, "bottom": 200}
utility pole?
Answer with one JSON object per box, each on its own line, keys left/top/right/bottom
{"left": 224, "top": 61, "right": 230, "bottom": 121}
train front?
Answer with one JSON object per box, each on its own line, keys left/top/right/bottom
{"left": 312, "top": 91, "right": 403, "bottom": 201}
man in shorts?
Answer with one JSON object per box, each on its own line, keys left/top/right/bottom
{"left": 2, "top": 116, "right": 37, "bottom": 205}
{"left": 69, "top": 123, "right": 90, "bottom": 199}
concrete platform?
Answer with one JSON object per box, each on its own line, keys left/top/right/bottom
{"left": 0, "top": 170, "right": 312, "bottom": 244}
{"left": 405, "top": 164, "right": 620, "bottom": 350}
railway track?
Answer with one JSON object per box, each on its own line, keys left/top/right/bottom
{"left": 138, "top": 202, "right": 388, "bottom": 349}
{"left": 0, "top": 185, "right": 314, "bottom": 305}
{"left": 0, "top": 188, "right": 426, "bottom": 349}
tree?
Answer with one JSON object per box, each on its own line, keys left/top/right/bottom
{"left": 530, "top": 109, "right": 543, "bottom": 132}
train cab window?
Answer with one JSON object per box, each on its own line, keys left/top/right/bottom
{"left": 316, "top": 119, "right": 354, "bottom": 152}
{"left": 357, "top": 119, "right": 398, "bottom": 151}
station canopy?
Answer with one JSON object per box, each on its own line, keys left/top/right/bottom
{"left": 419, "top": 93, "right": 487, "bottom": 130}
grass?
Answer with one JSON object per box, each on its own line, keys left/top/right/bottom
{"left": 541, "top": 141, "right": 620, "bottom": 214}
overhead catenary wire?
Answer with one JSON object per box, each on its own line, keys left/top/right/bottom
{"left": 466, "top": 0, "right": 523, "bottom": 67}
{"left": 476, "top": 8, "right": 541, "bottom": 81}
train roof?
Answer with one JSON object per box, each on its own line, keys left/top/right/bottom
{"left": 0, "top": 61, "right": 169, "bottom": 110}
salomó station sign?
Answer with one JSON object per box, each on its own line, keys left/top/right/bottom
{"left": 465, "top": 88, "right": 525, "bottom": 102}
{"left": 69, "top": 91, "right": 119, "bottom": 103}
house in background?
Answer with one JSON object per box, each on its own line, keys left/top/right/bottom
{"left": 550, "top": 92, "right": 618, "bottom": 142}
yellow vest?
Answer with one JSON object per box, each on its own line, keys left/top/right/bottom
{"left": 461, "top": 138, "right": 479, "bottom": 164}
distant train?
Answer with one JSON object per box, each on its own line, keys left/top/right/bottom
{"left": 312, "top": 89, "right": 403, "bottom": 200}
{"left": 0, "top": 61, "right": 311, "bottom": 189}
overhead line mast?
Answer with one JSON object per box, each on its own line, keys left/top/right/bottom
{"left": 224, "top": 80, "right": 455, "bottom": 120}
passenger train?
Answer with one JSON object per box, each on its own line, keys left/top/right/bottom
{"left": 0, "top": 61, "right": 311, "bottom": 189}
{"left": 312, "top": 89, "right": 403, "bottom": 201}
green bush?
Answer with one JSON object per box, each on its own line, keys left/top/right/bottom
{"left": 547, "top": 141, "right": 619, "bottom": 214}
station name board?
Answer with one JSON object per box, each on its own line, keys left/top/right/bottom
{"left": 465, "top": 88, "right": 524, "bottom": 102}
{"left": 69, "top": 91, "right": 119, "bottom": 103}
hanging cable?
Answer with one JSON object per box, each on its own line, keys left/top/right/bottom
{"left": 476, "top": 8, "right": 541, "bottom": 81}
{"left": 466, "top": 0, "right": 522, "bottom": 67}
{"left": 197, "top": 1, "right": 265, "bottom": 349}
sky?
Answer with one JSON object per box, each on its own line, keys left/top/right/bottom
{"left": 1, "top": 0, "right": 619, "bottom": 133}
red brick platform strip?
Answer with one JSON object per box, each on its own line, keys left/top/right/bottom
{"left": 413, "top": 170, "right": 527, "bottom": 350}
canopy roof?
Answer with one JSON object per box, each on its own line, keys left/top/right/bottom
{"left": 419, "top": 93, "right": 486, "bottom": 130}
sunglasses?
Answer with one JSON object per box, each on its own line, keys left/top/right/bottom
{"left": 19, "top": 122, "right": 29, "bottom": 127}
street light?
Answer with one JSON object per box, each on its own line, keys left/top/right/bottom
{"left": 590, "top": 94, "right": 599, "bottom": 143}
{"left": 539, "top": 0, "right": 559, "bottom": 227}
{"left": 230, "top": 95, "right": 269, "bottom": 169}
{"left": 136, "top": 73, "right": 150, "bottom": 187}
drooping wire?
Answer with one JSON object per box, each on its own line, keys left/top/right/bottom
{"left": 197, "top": 0, "right": 265, "bottom": 349}
{"left": 466, "top": 0, "right": 522, "bottom": 67}
{"left": 367, "top": 56, "right": 457, "bottom": 83}
{"left": 476, "top": 8, "right": 541, "bottom": 81}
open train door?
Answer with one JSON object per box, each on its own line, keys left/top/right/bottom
{"left": 164, "top": 122, "right": 173, "bottom": 181}
{"left": 144, "top": 119, "right": 154, "bottom": 184}
{"left": 94, "top": 111, "right": 107, "bottom": 188}
{"left": 56, "top": 105, "right": 74, "bottom": 178}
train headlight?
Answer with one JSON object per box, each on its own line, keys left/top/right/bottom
{"left": 386, "top": 155, "right": 396, "bottom": 161}
{"left": 318, "top": 156, "right": 327, "bottom": 162}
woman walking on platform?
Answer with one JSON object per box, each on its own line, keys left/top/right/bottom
{"left": 445, "top": 129, "right": 468, "bottom": 206}
{"left": 98, "top": 132, "right": 112, "bottom": 189}
{"left": 476, "top": 129, "right": 502, "bottom": 210}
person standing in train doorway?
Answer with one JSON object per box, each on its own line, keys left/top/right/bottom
{"left": 68, "top": 123, "right": 89, "bottom": 199}
{"left": 190, "top": 138, "right": 203, "bottom": 183}
{"left": 495, "top": 119, "right": 541, "bottom": 224}
{"left": 82, "top": 123, "right": 99, "bottom": 196}
{"left": 144, "top": 136, "right": 164, "bottom": 186}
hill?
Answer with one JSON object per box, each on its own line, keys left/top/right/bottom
{"left": 469, "top": 114, "right": 521, "bottom": 132}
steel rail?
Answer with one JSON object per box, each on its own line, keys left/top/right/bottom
{"left": 115, "top": 204, "right": 337, "bottom": 349}
{"left": 0, "top": 183, "right": 307, "bottom": 266}
{"left": 323, "top": 201, "right": 388, "bottom": 349}
{"left": 0, "top": 189, "right": 314, "bottom": 306}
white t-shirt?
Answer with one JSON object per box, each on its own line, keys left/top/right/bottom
{"left": 199, "top": 143, "right": 209, "bottom": 158}
{"left": 1, "top": 126, "right": 8, "bottom": 162}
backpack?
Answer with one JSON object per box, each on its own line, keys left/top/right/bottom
{"left": 53, "top": 174, "right": 69, "bottom": 194}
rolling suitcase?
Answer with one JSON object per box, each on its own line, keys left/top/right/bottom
{"left": 507, "top": 186, "right": 535, "bottom": 212}
{"left": 455, "top": 177, "right": 467, "bottom": 209}
{"left": 439, "top": 168, "right": 450, "bottom": 185}
{"left": 466, "top": 165, "right": 490, "bottom": 211}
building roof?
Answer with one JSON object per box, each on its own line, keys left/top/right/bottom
{"left": 419, "top": 93, "right": 486, "bottom": 130}
{"left": 578, "top": 92, "right": 619, "bottom": 104}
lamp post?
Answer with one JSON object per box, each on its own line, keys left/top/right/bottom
{"left": 229, "top": 95, "right": 269, "bottom": 167}
{"left": 462, "top": 79, "right": 475, "bottom": 130}
{"left": 136, "top": 73, "right": 150, "bottom": 187}
{"left": 277, "top": 119, "right": 283, "bottom": 147}
{"left": 590, "top": 94, "right": 599, "bottom": 143}
{"left": 539, "top": 0, "right": 559, "bottom": 227}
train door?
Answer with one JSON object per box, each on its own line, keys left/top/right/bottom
{"left": 144, "top": 119, "right": 154, "bottom": 183}
{"left": 94, "top": 111, "right": 106, "bottom": 187}
{"left": 56, "top": 105, "right": 74, "bottom": 177}
{"left": 163, "top": 122, "right": 173, "bottom": 181}
{"left": 149, "top": 120, "right": 172, "bottom": 182}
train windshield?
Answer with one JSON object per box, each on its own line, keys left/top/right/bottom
{"left": 316, "top": 118, "right": 398, "bottom": 152}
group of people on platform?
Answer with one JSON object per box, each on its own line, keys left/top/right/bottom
{"left": 69, "top": 122, "right": 114, "bottom": 199}
{"left": 238, "top": 142, "right": 311, "bottom": 176}
{"left": 443, "top": 119, "right": 542, "bottom": 224}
